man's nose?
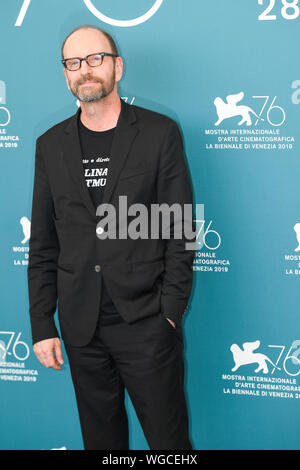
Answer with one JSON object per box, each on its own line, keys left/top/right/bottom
{"left": 80, "top": 59, "right": 93, "bottom": 74}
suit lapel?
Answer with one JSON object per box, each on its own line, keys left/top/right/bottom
{"left": 101, "top": 100, "right": 138, "bottom": 211}
{"left": 62, "top": 98, "right": 138, "bottom": 221}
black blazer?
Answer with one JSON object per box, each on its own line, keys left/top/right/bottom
{"left": 27, "top": 98, "right": 196, "bottom": 346}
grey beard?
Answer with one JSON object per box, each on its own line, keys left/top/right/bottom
{"left": 77, "top": 89, "right": 104, "bottom": 103}
{"left": 73, "top": 80, "right": 115, "bottom": 103}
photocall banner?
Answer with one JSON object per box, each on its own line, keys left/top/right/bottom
{"left": 1, "top": 0, "right": 300, "bottom": 450}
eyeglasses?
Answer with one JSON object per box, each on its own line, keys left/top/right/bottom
{"left": 61, "top": 52, "right": 118, "bottom": 71}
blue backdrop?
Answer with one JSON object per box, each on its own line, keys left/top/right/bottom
{"left": 1, "top": 0, "right": 300, "bottom": 450}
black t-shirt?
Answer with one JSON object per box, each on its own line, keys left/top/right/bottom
{"left": 78, "top": 114, "right": 124, "bottom": 325}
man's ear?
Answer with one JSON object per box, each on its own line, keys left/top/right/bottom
{"left": 63, "top": 68, "right": 71, "bottom": 91}
{"left": 115, "top": 56, "right": 123, "bottom": 83}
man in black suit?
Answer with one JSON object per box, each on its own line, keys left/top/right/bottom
{"left": 27, "top": 25, "right": 196, "bottom": 450}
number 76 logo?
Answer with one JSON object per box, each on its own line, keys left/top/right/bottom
{"left": 0, "top": 332, "right": 30, "bottom": 361}
{"left": 185, "top": 204, "right": 221, "bottom": 251}
{"left": 15, "top": 0, "right": 164, "bottom": 27}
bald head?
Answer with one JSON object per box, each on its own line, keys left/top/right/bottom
{"left": 61, "top": 25, "right": 118, "bottom": 60}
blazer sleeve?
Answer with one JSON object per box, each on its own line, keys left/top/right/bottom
{"left": 27, "top": 137, "right": 60, "bottom": 345}
{"left": 157, "top": 119, "right": 196, "bottom": 326}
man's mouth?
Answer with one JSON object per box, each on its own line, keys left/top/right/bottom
{"left": 80, "top": 81, "right": 98, "bottom": 85}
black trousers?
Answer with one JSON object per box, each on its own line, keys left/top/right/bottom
{"left": 63, "top": 311, "right": 193, "bottom": 450}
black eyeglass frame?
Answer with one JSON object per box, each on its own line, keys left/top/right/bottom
{"left": 61, "top": 52, "right": 118, "bottom": 70}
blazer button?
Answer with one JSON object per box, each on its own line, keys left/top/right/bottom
{"left": 95, "top": 265, "right": 101, "bottom": 272}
